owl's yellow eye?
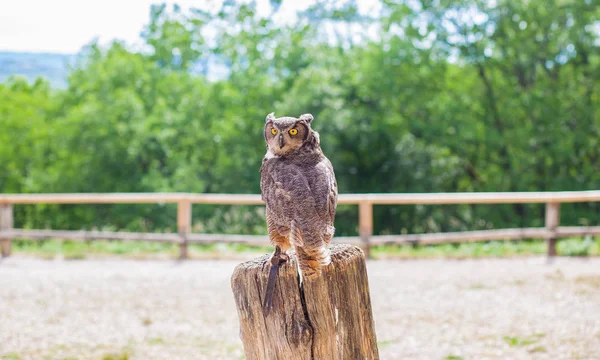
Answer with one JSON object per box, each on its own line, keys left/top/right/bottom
{"left": 289, "top": 128, "right": 298, "bottom": 136}
{"left": 271, "top": 128, "right": 278, "bottom": 135}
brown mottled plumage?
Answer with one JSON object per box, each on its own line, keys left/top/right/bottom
{"left": 260, "top": 113, "right": 337, "bottom": 312}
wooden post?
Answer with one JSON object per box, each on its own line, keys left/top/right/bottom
{"left": 545, "top": 202, "right": 560, "bottom": 257}
{"left": 1, "top": 204, "right": 14, "bottom": 257}
{"left": 231, "top": 244, "right": 379, "bottom": 360}
{"left": 359, "top": 201, "right": 373, "bottom": 258}
{"left": 177, "top": 200, "right": 191, "bottom": 260}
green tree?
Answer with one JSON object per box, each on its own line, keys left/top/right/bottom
{"left": 1, "top": 0, "right": 598, "bottom": 236}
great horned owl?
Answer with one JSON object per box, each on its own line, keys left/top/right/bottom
{"left": 260, "top": 112, "right": 338, "bottom": 314}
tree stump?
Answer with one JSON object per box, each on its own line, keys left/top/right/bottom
{"left": 231, "top": 244, "right": 379, "bottom": 360}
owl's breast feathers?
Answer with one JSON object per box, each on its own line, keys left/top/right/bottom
{"left": 260, "top": 152, "right": 337, "bottom": 230}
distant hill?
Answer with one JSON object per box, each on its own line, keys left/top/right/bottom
{"left": 0, "top": 51, "right": 229, "bottom": 88}
{"left": 0, "top": 52, "right": 76, "bottom": 88}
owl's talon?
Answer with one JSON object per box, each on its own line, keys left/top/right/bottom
{"left": 263, "top": 246, "right": 288, "bottom": 316}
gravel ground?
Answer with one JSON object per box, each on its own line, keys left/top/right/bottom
{"left": 1, "top": 256, "right": 599, "bottom": 360}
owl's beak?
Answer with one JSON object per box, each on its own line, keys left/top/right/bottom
{"left": 279, "top": 135, "right": 285, "bottom": 149}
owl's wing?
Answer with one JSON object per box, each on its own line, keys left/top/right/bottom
{"left": 261, "top": 158, "right": 337, "bottom": 239}
{"left": 259, "top": 158, "right": 270, "bottom": 202}
{"left": 261, "top": 160, "right": 318, "bottom": 223}
{"left": 327, "top": 161, "right": 338, "bottom": 225}
{"left": 312, "top": 158, "right": 338, "bottom": 227}
{"left": 260, "top": 160, "right": 300, "bottom": 223}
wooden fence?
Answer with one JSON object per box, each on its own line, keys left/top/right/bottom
{"left": 1, "top": 191, "right": 600, "bottom": 259}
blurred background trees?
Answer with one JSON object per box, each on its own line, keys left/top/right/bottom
{"left": 1, "top": 0, "right": 599, "bottom": 236}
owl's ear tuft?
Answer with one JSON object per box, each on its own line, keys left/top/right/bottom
{"left": 299, "top": 113, "right": 314, "bottom": 124}
{"left": 265, "top": 112, "right": 275, "bottom": 123}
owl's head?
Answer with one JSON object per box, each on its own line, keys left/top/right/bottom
{"left": 263, "top": 113, "right": 319, "bottom": 157}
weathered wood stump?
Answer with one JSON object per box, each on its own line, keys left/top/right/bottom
{"left": 231, "top": 244, "right": 379, "bottom": 359}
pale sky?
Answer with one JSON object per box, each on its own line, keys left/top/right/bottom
{"left": 0, "top": 0, "right": 343, "bottom": 54}
{"left": 2, "top": 0, "right": 152, "bottom": 53}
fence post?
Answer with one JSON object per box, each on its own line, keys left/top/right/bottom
{"left": 1, "top": 204, "right": 14, "bottom": 257}
{"left": 359, "top": 201, "right": 373, "bottom": 259}
{"left": 231, "top": 244, "right": 379, "bottom": 359}
{"left": 177, "top": 200, "right": 191, "bottom": 260}
{"left": 545, "top": 202, "right": 560, "bottom": 257}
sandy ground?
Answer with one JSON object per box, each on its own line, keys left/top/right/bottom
{"left": 1, "top": 255, "right": 599, "bottom": 360}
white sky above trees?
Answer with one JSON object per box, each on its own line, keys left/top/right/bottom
{"left": 0, "top": 0, "right": 380, "bottom": 54}
{"left": 1, "top": 0, "right": 227, "bottom": 53}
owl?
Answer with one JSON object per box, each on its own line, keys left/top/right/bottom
{"left": 260, "top": 112, "right": 338, "bottom": 314}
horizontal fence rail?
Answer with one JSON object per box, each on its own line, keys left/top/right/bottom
{"left": 2, "top": 190, "right": 600, "bottom": 205}
{"left": 1, "top": 191, "right": 599, "bottom": 258}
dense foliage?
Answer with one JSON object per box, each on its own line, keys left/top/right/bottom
{"left": 1, "top": 0, "right": 599, "bottom": 236}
